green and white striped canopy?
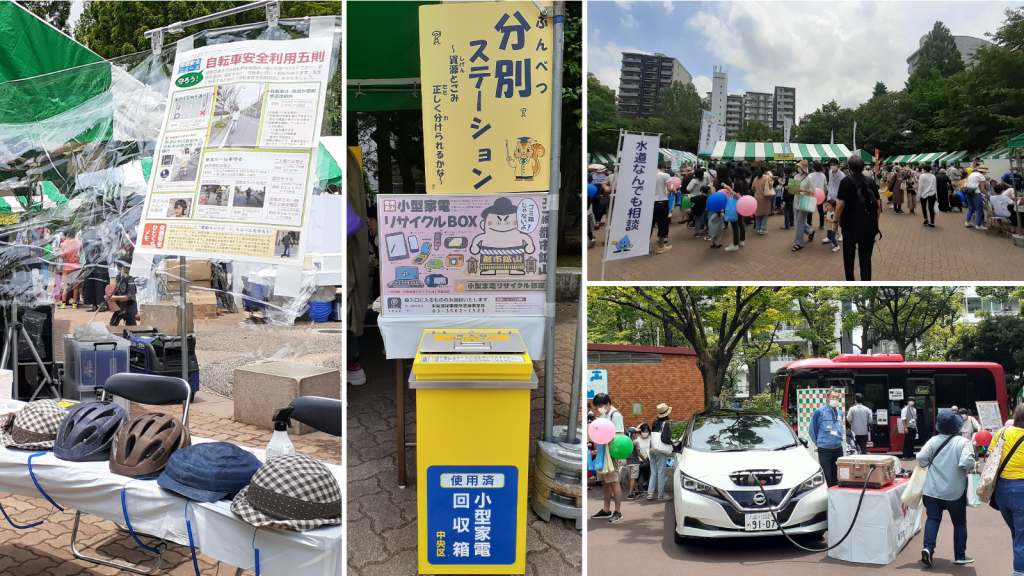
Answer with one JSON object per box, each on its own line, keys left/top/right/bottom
{"left": 937, "top": 151, "right": 969, "bottom": 164}
{"left": 910, "top": 152, "right": 947, "bottom": 163}
{"left": 881, "top": 155, "right": 897, "bottom": 165}
{"left": 980, "top": 146, "right": 1012, "bottom": 160}
{"left": 659, "top": 148, "right": 698, "bottom": 165}
{"left": 702, "top": 141, "right": 852, "bottom": 162}
{"left": 850, "top": 149, "right": 875, "bottom": 163}
{"left": 589, "top": 152, "right": 617, "bottom": 166}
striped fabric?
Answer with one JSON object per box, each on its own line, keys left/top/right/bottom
{"left": 981, "top": 146, "right": 1011, "bottom": 160}
{"left": 707, "top": 142, "right": 851, "bottom": 162}
{"left": 882, "top": 156, "right": 898, "bottom": 165}
{"left": 589, "top": 152, "right": 618, "bottom": 166}
{"left": 938, "top": 151, "right": 969, "bottom": 164}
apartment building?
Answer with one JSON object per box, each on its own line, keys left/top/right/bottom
{"left": 773, "top": 86, "right": 796, "bottom": 130}
{"left": 617, "top": 52, "right": 693, "bottom": 118}
{"left": 724, "top": 94, "right": 744, "bottom": 137}
{"left": 743, "top": 91, "right": 774, "bottom": 126}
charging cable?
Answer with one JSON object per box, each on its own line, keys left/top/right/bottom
{"left": 751, "top": 464, "right": 875, "bottom": 553}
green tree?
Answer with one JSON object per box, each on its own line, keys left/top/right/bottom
{"left": 16, "top": 0, "right": 70, "bottom": 33}
{"left": 907, "top": 21, "right": 965, "bottom": 93}
{"left": 793, "top": 287, "right": 839, "bottom": 357}
{"left": 795, "top": 100, "right": 854, "bottom": 147}
{"left": 557, "top": 0, "right": 583, "bottom": 248}
{"left": 587, "top": 73, "right": 629, "bottom": 154}
{"left": 872, "top": 82, "right": 888, "bottom": 98}
{"left": 988, "top": 6, "right": 1024, "bottom": 52}
{"left": 852, "top": 91, "right": 912, "bottom": 156}
{"left": 735, "top": 120, "right": 775, "bottom": 142}
{"left": 854, "top": 287, "right": 963, "bottom": 357}
{"left": 654, "top": 81, "right": 703, "bottom": 123}
{"left": 948, "top": 315, "right": 1024, "bottom": 397}
{"left": 587, "top": 296, "right": 684, "bottom": 347}
{"left": 592, "top": 286, "right": 797, "bottom": 405}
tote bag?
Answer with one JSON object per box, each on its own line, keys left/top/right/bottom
{"left": 902, "top": 434, "right": 957, "bottom": 509}
{"left": 797, "top": 193, "right": 817, "bottom": 213}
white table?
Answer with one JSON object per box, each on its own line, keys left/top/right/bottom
{"left": 827, "top": 476, "right": 922, "bottom": 565}
{"left": 0, "top": 441, "right": 341, "bottom": 576}
{"left": 377, "top": 314, "right": 546, "bottom": 359}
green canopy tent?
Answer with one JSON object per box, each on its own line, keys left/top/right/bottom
{"left": 589, "top": 152, "right": 617, "bottom": 166}
{"left": 346, "top": 1, "right": 439, "bottom": 112}
{"left": 699, "top": 141, "right": 852, "bottom": 162}
{"left": 910, "top": 152, "right": 948, "bottom": 164}
{"left": 850, "top": 149, "right": 875, "bottom": 164}
{"left": 0, "top": 2, "right": 102, "bottom": 83}
{"left": 316, "top": 143, "right": 343, "bottom": 186}
{"left": 937, "top": 151, "right": 969, "bottom": 165}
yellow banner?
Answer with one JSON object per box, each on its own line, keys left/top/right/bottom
{"left": 419, "top": 1, "right": 554, "bottom": 194}
{"left": 774, "top": 153, "right": 795, "bottom": 161}
{"left": 0, "top": 214, "right": 19, "bottom": 225}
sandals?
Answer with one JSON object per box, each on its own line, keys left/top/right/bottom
{"left": 792, "top": 245, "right": 804, "bottom": 252}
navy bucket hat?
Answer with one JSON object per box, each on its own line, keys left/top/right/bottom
{"left": 937, "top": 409, "right": 964, "bottom": 435}
{"left": 158, "top": 442, "right": 262, "bottom": 502}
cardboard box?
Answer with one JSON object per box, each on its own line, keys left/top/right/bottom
{"left": 166, "top": 259, "right": 211, "bottom": 281}
{"left": 188, "top": 290, "right": 218, "bottom": 319}
{"left": 140, "top": 302, "right": 193, "bottom": 336}
{"left": 167, "top": 279, "right": 212, "bottom": 292}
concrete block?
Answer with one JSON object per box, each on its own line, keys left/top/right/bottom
{"left": 140, "top": 302, "right": 193, "bottom": 336}
{"left": 233, "top": 361, "right": 340, "bottom": 435}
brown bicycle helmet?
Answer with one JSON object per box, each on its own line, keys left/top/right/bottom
{"left": 109, "top": 413, "right": 191, "bottom": 477}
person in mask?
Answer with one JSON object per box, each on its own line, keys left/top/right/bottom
{"left": 902, "top": 398, "right": 919, "bottom": 460}
{"left": 791, "top": 160, "right": 816, "bottom": 251}
{"left": 649, "top": 403, "right": 675, "bottom": 501}
{"left": 627, "top": 423, "right": 652, "bottom": 500}
{"left": 590, "top": 393, "right": 625, "bottom": 523}
{"left": 809, "top": 388, "right": 846, "bottom": 487}
{"left": 825, "top": 158, "right": 845, "bottom": 243}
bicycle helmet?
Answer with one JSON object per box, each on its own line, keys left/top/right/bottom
{"left": 109, "top": 413, "right": 190, "bottom": 477}
{"left": 54, "top": 401, "right": 129, "bottom": 462}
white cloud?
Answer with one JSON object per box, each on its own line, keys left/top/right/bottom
{"left": 663, "top": 1, "right": 675, "bottom": 14}
{"left": 621, "top": 13, "right": 638, "bottom": 28}
{"left": 692, "top": 75, "right": 713, "bottom": 98}
{"left": 615, "top": 1, "right": 635, "bottom": 10}
{"left": 682, "top": 1, "right": 1012, "bottom": 120}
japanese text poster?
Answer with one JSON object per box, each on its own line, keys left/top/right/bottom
{"left": 603, "top": 134, "right": 659, "bottom": 262}
{"left": 427, "top": 466, "right": 517, "bottom": 565}
{"left": 378, "top": 193, "right": 548, "bottom": 317}
{"left": 419, "top": 1, "right": 553, "bottom": 194}
{"left": 135, "top": 37, "right": 332, "bottom": 264}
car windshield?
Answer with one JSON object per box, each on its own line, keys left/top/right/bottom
{"left": 688, "top": 413, "right": 796, "bottom": 452}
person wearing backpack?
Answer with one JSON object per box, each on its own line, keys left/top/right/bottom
{"left": 590, "top": 393, "right": 626, "bottom": 523}
{"left": 917, "top": 410, "right": 978, "bottom": 567}
{"left": 649, "top": 403, "right": 675, "bottom": 502}
{"left": 834, "top": 156, "right": 881, "bottom": 281}
{"left": 992, "top": 403, "right": 1024, "bottom": 576}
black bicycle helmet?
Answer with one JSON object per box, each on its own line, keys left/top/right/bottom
{"left": 54, "top": 401, "right": 129, "bottom": 462}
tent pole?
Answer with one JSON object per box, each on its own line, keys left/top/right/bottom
{"left": 179, "top": 256, "right": 187, "bottom": 386}
{"left": 543, "top": 1, "right": 565, "bottom": 444}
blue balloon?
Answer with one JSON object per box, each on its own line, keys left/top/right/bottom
{"left": 706, "top": 191, "right": 728, "bottom": 213}
{"left": 587, "top": 183, "right": 598, "bottom": 197}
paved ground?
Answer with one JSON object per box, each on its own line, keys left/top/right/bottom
{"left": 587, "top": 455, "right": 1012, "bottom": 576}
{"left": 347, "top": 303, "right": 582, "bottom": 576}
{"left": 589, "top": 204, "right": 1024, "bottom": 281}
{"left": 0, "top": 394, "right": 340, "bottom": 576}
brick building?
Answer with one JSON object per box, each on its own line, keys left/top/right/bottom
{"left": 587, "top": 343, "right": 705, "bottom": 430}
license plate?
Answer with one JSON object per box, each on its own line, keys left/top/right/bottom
{"left": 744, "top": 512, "right": 778, "bottom": 531}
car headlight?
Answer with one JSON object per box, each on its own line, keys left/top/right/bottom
{"left": 681, "top": 473, "right": 721, "bottom": 498}
{"left": 794, "top": 472, "right": 825, "bottom": 495}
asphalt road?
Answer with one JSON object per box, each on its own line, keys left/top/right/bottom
{"left": 233, "top": 192, "right": 264, "bottom": 207}
{"left": 209, "top": 113, "right": 260, "bottom": 147}
{"left": 587, "top": 457, "right": 1013, "bottom": 575}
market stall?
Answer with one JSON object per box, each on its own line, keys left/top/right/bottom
{"left": 699, "top": 141, "right": 852, "bottom": 162}
{"left": 589, "top": 152, "right": 618, "bottom": 166}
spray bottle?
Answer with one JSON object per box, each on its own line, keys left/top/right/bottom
{"left": 266, "top": 407, "right": 296, "bottom": 461}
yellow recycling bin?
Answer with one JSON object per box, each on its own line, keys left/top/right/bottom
{"left": 412, "top": 329, "right": 537, "bottom": 575}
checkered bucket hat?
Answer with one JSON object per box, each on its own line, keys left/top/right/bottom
{"left": 230, "top": 454, "right": 341, "bottom": 532}
{"left": 0, "top": 400, "right": 68, "bottom": 450}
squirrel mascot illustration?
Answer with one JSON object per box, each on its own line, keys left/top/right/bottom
{"left": 506, "top": 137, "right": 546, "bottom": 181}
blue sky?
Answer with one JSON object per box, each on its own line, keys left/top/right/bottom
{"left": 588, "top": 1, "right": 1023, "bottom": 118}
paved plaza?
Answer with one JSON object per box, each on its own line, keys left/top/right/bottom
{"left": 590, "top": 207, "right": 1024, "bottom": 281}
{"left": 346, "top": 303, "right": 582, "bottom": 576}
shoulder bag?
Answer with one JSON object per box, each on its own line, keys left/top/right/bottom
{"left": 763, "top": 177, "right": 776, "bottom": 198}
{"left": 978, "top": 429, "right": 1024, "bottom": 510}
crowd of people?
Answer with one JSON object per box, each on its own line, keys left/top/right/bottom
{"left": 588, "top": 156, "right": 1024, "bottom": 281}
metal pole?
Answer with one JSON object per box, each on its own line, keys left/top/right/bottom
{"left": 542, "top": 1, "right": 565, "bottom": 444}
{"left": 179, "top": 256, "right": 188, "bottom": 385}
{"left": 143, "top": 0, "right": 278, "bottom": 38}
{"left": 565, "top": 280, "right": 583, "bottom": 445}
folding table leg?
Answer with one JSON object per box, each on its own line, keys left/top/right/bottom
{"left": 397, "top": 359, "right": 405, "bottom": 488}
{"left": 71, "top": 511, "right": 166, "bottom": 574}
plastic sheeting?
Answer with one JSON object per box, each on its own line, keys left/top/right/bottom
{"left": 826, "top": 477, "right": 923, "bottom": 565}
{"left": 0, "top": 440, "right": 342, "bottom": 575}
{"left": 0, "top": 16, "right": 343, "bottom": 325}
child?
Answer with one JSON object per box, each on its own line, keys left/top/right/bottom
{"left": 694, "top": 185, "right": 710, "bottom": 237}
{"left": 708, "top": 208, "right": 726, "bottom": 248}
{"left": 824, "top": 200, "right": 841, "bottom": 252}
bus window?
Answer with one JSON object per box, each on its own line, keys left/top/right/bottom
{"left": 936, "top": 374, "right": 968, "bottom": 410}
{"left": 965, "top": 368, "right": 998, "bottom": 413}
{"left": 786, "top": 371, "right": 822, "bottom": 420}
{"left": 770, "top": 371, "right": 789, "bottom": 411}
{"left": 855, "top": 375, "right": 888, "bottom": 412}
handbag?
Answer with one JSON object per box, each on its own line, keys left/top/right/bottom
{"left": 797, "top": 193, "right": 817, "bottom": 213}
{"left": 978, "top": 430, "right": 1024, "bottom": 510}
{"left": 763, "top": 177, "right": 776, "bottom": 198}
{"left": 967, "top": 472, "right": 983, "bottom": 507}
{"left": 901, "top": 434, "right": 957, "bottom": 509}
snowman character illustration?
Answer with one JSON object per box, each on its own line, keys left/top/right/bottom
{"left": 469, "top": 197, "right": 536, "bottom": 275}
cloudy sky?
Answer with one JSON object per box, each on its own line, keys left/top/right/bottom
{"left": 589, "top": 1, "right": 1022, "bottom": 118}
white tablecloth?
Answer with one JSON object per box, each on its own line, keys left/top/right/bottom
{"left": 827, "top": 476, "right": 922, "bottom": 565}
{"left": 0, "top": 441, "right": 342, "bottom": 576}
{"left": 376, "top": 315, "right": 546, "bottom": 359}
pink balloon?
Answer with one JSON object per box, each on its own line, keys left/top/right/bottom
{"left": 589, "top": 419, "right": 616, "bottom": 444}
{"left": 736, "top": 195, "right": 757, "bottom": 217}
{"left": 814, "top": 189, "right": 826, "bottom": 205}
{"left": 671, "top": 177, "right": 682, "bottom": 190}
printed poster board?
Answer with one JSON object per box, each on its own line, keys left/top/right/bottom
{"left": 418, "top": 1, "right": 553, "bottom": 194}
{"left": 135, "top": 37, "right": 333, "bottom": 264}
{"left": 603, "top": 133, "right": 660, "bottom": 262}
{"left": 378, "top": 193, "right": 547, "bottom": 317}
{"left": 587, "top": 369, "right": 608, "bottom": 400}
{"left": 427, "top": 466, "right": 517, "bottom": 564}
{"left": 976, "top": 400, "right": 1003, "bottom": 430}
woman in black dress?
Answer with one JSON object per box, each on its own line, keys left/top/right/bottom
{"left": 936, "top": 168, "right": 952, "bottom": 212}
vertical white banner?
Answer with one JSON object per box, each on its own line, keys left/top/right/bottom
{"left": 853, "top": 121, "right": 858, "bottom": 151}
{"left": 784, "top": 118, "right": 793, "bottom": 154}
{"left": 604, "top": 134, "right": 660, "bottom": 262}
{"left": 670, "top": 151, "right": 683, "bottom": 173}
{"left": 698, "top": 110, "right": 719, "bottom": 156}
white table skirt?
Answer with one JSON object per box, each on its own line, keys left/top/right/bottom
{"left": 377, "top": 315, "right": 546, "bottom": 359}
{"left": 827, "top": 476, "right": 923, "bottom": 565}
{"left": 0, "top": 441, "right": 342, "bottom": 576}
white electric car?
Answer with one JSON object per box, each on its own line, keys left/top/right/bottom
{"left": 673, "top": 409, "right": 828, "bottom": 543}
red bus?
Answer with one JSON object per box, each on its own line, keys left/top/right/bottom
{"left": 769, "top": 354, "right": 1009, "bottom": 453}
